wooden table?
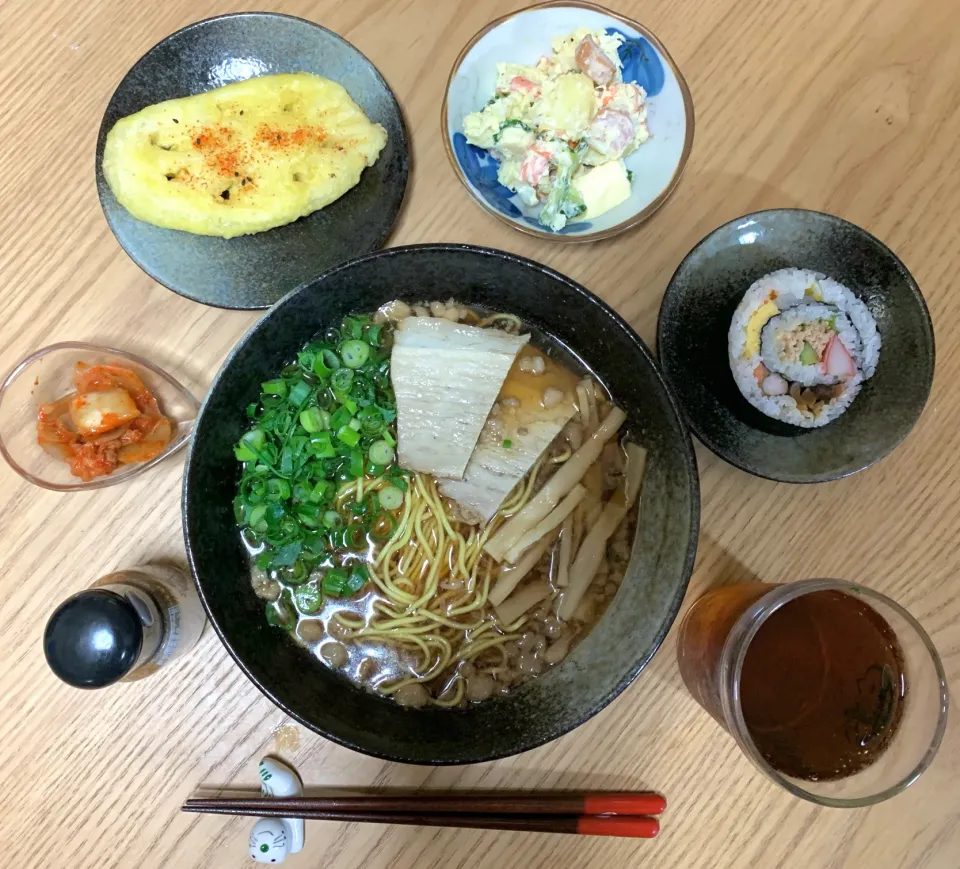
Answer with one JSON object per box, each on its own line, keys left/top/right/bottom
{"left": 2, "top": 0, "right": 958, "bottom": 866}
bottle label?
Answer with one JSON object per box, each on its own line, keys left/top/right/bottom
{"left": 149, "top": 583, "right": 182, "bottom": 668}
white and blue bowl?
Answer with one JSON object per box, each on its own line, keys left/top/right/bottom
{"left": 442, "top": 1, "right": 694, "bottom": 241}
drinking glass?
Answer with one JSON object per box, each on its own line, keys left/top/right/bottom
{"left": 676, "top": 579, "right": 948, "bottom": 807}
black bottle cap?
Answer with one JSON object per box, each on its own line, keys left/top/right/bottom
{"left": 43, "top": 589, "right": 144, "bottom": 688}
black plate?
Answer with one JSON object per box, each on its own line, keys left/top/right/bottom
{"left": 95, "top": 12, "right": 409, "bottom": 309}
{"left": 657, "top": 209, "right": 935, "bottom": 483}
{"left": 183, "top": 244, "right": 700, "bottom": 764}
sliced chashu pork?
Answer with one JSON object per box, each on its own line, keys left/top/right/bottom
{"left": 439, "top": 346, "right": 578, "bottom": 524}
{"left": 391, "top": 317, "right": 528, "bottom": 479}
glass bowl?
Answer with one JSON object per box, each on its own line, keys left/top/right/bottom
{"left": 0, "top": 342, "right": 200, "bottom": 491}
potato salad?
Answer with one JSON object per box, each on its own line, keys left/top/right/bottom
{"left": 463, "top": 28, "right": 649, "bottom": 231}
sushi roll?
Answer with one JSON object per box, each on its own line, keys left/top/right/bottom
{"left": 728, "top": 268, "right": 881, "bottom": 428}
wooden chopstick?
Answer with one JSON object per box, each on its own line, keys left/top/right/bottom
{"left": 183, "top": 792, "right": 666, "bottom": 817}
{"left": 181, "top": 804, "right": 660, "bottom": 838}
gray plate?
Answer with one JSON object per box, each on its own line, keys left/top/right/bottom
{"left": 95, "top": 12, "right": 409, "bottom": 309}
{"left": 183, "top": 244, "right": 700, "bottom": 764}
{"left": 657, "top": 209, "right": 935, "bottom": 483}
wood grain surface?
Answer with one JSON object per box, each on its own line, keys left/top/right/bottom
{"left": 1, "top": 0, "right": 958, "bottom": 867}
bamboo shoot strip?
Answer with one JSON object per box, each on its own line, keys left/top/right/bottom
{"left": 585, "top": 380, "right": 598, "bottom": 435}
{"left": 488, "top": 531, "right": 557, "bottom": 607}
{"left": 494, "top": 580, "right": 552, "bottom": 625}
{"left": 484, "top": 407, "right": 627, "bottom": 561}
{"left": 576, "top": 381, "right": 594, "bottom": 436}
{"left": 557, "top": 444, "right": 647, "bottom": 622}
{"left": 623, "top": 443, "right": 647, "bottom": 503}
{"left": 556, "top": 517, "right": 573, "bottom": 587}
{"left": 503, "top": 484, "right": 586, "bottom": 564}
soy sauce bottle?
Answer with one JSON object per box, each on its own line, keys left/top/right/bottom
{"left": 44, "top": 564, "right": 206, "bottom": 688}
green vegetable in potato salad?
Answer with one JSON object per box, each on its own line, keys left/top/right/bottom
{"left": 493, "top": 119, "right": 533, "bottom": 143}
{"left": 539, "top": 142, "right": 587, "bottom": 231}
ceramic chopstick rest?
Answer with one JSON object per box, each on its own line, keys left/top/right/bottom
{"left": 248, "top": 757, "right": 305, "bottom": 863}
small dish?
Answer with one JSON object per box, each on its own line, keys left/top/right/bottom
{"left": 657, "top": 209, "right": 935, "bottom": 483}
{"left": 442, "top": 0, "right": 694, "bottom": 241}
{"left": 0, "top": 343, "right": 200, "bottom": 491}
{"left": 95, "top": 12, "right": 409, "bottom": 309}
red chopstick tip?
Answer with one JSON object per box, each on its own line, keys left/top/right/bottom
{"left": 577, "top": 816, "right": 660, "bottom": 838}
{"left": 583, "top": 793, "right": 666, "bottom": 816}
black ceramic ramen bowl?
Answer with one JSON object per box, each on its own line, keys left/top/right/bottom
{"left": 183, "top": 244, "right": 700, "bottom": 764}
{"left": 95, "top": 12, "right": 408, "bottom": 309}
{"left": 657, "top": 209, "right": 935, "bottom": 483}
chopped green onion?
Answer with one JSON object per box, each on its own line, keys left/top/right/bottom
{"left": 299, "top": 407, "right": 327, "bottom": 432}
{"left": 369, "top": 440, "right": 394, "bottom": 465}
{"left": 288, "top": 380, "right": 311, "bottom": 407}
{"left": 322, "top": 567, "right": 349, "bottom": 597}
{"left": 242, "top": 429, "right": 265, "bottom": 450}
{"left": 262, "top": 379, "right": 287, "bottom": 397}
{"left": 303, "top": 532, "right": 327, "bottom": 555}
{"left": 370, "top": 513, "right": 396, "bottom": 541}
{"left": 337, "top": 425, "right": 361, "bottom": 447}
{"left": 294, "top": 583, "right": 323, "bottom": 614}
{"left": 387, "top": 472, "right": 409, "bottom": 492}
{"left": 345, "top": 525, "right": 367, "bottom": 549}
{"left": 248, "top": 504, "right": 268, "bottom": 529}
{"left": 341, "top": 339, "right": 371, "bottom": 368}
{"left": 342, "top": 317, "right": 363, "bottom": 340}
{"left": 266, "top": 592, "right": 296, "bottom": 629}
{"left": 238, "top": 315, "right": 405, "bottom": 613}
{"left": 502, "top": 439, "right": 513, "bottom": 449}
{"left": 346, "top": 567, "right": 368, "bottom": 594}
{"left": 295, "top": 503, "right": 323, "bottom": 528}
{"left": 313, "top": 354, "right": 333, "bottom": 378}
{"left": 282, "top": 560, "right": 309, "bottom": 585}
{"left": 309, "top": 431, "right": 335, "bottom": 458}
{"left": 271, "top": 541, "right": 302, "bottom": 567}
{"left": 266, "top": 478, "right": 291, "bottom": 501}
{"left": 310, "top": 480, "right": 331, "bottom": 503}
{"left": 331, "top": 367, "right": 355, "bottom": 393}
{"left": 279, "top": 446, "right": 294, "bottom": 477}
{"left": 234, "top": 443, "right": 256, "bottom": 461}
{"left": 330, "top": 406, "right": 353, "bottom": 430}
{"left": 378, "top": 485, "right": 404, "bottom": 511}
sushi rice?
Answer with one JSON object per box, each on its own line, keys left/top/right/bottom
{"left": 728, "top": 268, "right": 881, "bottom": 428}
